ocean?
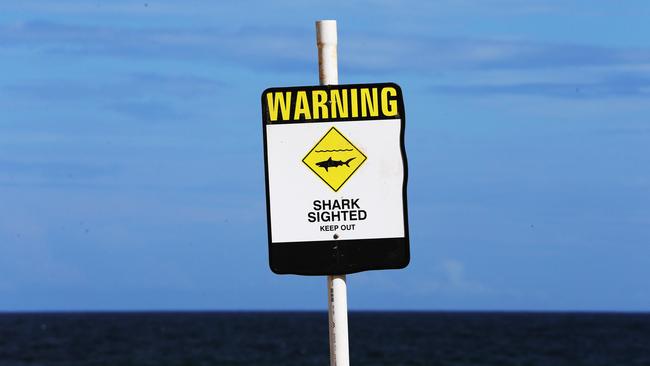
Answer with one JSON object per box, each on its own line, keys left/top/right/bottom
{"left": 0, "top": 312, "right": 648, "bottom": 365}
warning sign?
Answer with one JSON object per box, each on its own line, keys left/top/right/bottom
{"left": 302, "top": 127, "right": 367, "bottom": 192}
{"left": 262, "top": 83, "right": 409, "bottom": 275}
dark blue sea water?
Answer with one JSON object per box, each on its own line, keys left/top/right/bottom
{"left": 0, "top": 312, "right": 648, "bottom": 365}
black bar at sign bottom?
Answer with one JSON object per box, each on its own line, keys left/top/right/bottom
{"left": 269, "top": 237, "right": 409, "bottom": 276}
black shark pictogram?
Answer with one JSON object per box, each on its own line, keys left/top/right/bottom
{"left": 316, "top": 157, "right": 356, "bottom": 171}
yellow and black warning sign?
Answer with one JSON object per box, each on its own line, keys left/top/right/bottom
{"left": 261, "top": 82, "right": 409, "bottom": 276}
{"left": 302, "top": 127, "right": 367, "bottom": 192}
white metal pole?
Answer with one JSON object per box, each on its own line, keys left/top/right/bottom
{"left": 317, "top": 20, "right": 339, "bottom": 85}
{"left": 327, "top": 274, "right": 349, "bottom": 366}
{"left": 316, "top": 19, "right": 350, "bottom": 366}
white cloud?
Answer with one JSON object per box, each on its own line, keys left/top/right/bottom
{"left": 3, "top": 21, "right": 650, "bottom": 74}
{"left": 355, "top": 258, "right": 492, "bottom": 296}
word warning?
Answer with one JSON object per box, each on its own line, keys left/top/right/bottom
{"left": 262, "top": 83, "right": 409, "bottom": 275}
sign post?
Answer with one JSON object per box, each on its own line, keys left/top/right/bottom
{"left": 316, "top": 20, "right": 350, "bottom": 366}
{"left": 261, "top": 19, "right": 409, "bottom": 366}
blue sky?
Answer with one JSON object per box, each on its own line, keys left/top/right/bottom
{"left": 1, "top": 0, "right": 649, "bottom": 311}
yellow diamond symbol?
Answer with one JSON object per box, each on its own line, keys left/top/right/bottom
{"left": 303, "top": 127, "right": 367, "bottom": 192}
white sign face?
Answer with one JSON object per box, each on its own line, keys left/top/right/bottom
{"left": 262, "top": 83, "right": 409, "bottom": 275}
{"left": 266, "top": 119, "right": 404, "bottom": 242}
